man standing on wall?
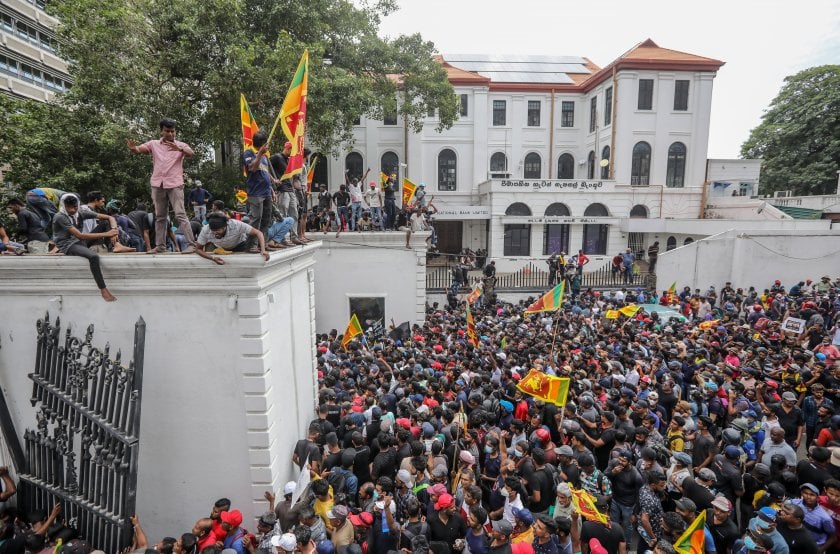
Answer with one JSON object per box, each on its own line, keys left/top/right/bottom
{"left": 189, "top": 181, "right": 213, "bottom": 223}
{"left": 127, "top": 118, "right": 196, "bottom": 253}
{"left": 647, "top": 241, "right": 660, "bottom": 273}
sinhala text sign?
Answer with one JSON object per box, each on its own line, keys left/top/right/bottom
{"left": 495, "top": 179, "right": 615, "bottom": 192}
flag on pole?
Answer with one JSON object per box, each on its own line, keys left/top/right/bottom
{"left": 605, "top": 310, "right": 620, "bottom": 319}
{"left": 697, "top": 319, "right": 720, "bottom": 331}
{"left": 673, "top": 510, "right": 706, "bottom": 554}
{"left": 466, "top": 305, "right": 478, "bottom": 347}
{"left": 466, "top": 284, "right": 482, "bottom": 304}
{"left": 618, "top": 304, "right": 641, "bottom": 317}
{"left": 667, "top": 281, "right": 678, "bottom": 305}
{"left": 306, "top": 154, "right": 318, "bottom": 193}
{"left": 516, "top": 368, "right": 571, "bottom": 406}
{"left": 402, "top": 178, "right": 418, "bottom": 206}
{"left": 569, "top": 485, "right": 609, "bottom": 524}
{"left": 524, "top": 281, "right": 565, "bottom": 314}
{"left": 380, "top": 171, "right": 390, "bottom": 190}
{"left": 341, "top": 313, "right": 363, "bottom": 350}
{"left": 500, "top": 336, "right": 508, "bottom": 349}
{"left": 273, "top": 50, "right": 309, "bottom": 181}
{"left": 240, "top": 93, "right": 261, "bottom": 176}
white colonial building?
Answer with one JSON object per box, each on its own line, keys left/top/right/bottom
{"left": 314, "top": 39, "right": 828, "bottom": 271}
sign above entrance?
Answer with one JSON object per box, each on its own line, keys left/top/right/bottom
{"left": 433, "top": 205, "right": 491, "bottom": 220}
{"left": 491, "top": 179, "right": 615, "bottom": 193}
{"left": 503, "top": 216, "right": 619, "bottom": 224}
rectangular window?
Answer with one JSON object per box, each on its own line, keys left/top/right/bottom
{"left": 638, "top": 79, "right": 654, "bottom": 110}
{"left": 503, "top": 225, "right": 531, "bottom": 256}
{"left": 0, "top": 55, "right": 17, "bottom": 75}
{"left": 493, "top": 100, "right": 506, "bottom": 126}
{"left": 1, "top": 13, "right": 13, "bottom": 33}
{"left": 674, "top": 80, "right": 690, "bottom": 111}
{"left": 561, "top": 101, "right": 574, "bottom": 127}
{"left": 39, "top": 34, "right": 53, "bottom": 52}
{"left": 383, "top": 108, "right": 397, "bottom": 126}
{"left": 527, "top": 100, "right": 541, "bottom": 127}
{"left": 426, "top": 106, "right": 435, "bottom": 117}
{"left": 589, "top": 97, "right": 597, "bottom": 133}
{"left": 353, "top": 116, "right": 361, "bottom": 126}
{"left": 459, "top": 94, "right": 468, "bottom": 117}
{"left": 604, "top": 87, "right": 613, "bottom": 126}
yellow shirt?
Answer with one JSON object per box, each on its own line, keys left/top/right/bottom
{"left": 511, "top": 526, "right": 534, "bottom": 544}
{"left": 667, "top": 429, "right": 685, "bottom": 452}
{"left": 313, "top": 483, "right": 335, "bottom": 530}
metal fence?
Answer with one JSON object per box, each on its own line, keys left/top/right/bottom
{"left": 427, "top": 262, "right": 653, "bottom": 292}
{"left": 17, "top": 313, "right": 146, "bottom": 554}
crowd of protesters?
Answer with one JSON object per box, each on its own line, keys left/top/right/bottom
{"left": 5, "top": 275, "right": 838, "bottom": 554}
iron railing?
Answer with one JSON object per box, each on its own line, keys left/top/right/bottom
{"left": 18, "top": 313, "right": 146, "bottom": 554}
{"left": 427, "top": 262, "right": 653, "bottom": 292}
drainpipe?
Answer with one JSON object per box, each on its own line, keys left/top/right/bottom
{"left": 549, "top": 89, "right": 555, "bottom": 178}
{"left": 609, "top": 66, "right": 617, "bottom": 179}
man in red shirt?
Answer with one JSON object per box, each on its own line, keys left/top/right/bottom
{"left": 127, "top": 117, "right": 196, "bottom": 253}
{"left": 819, "top": 479, "right": 840, "bottom": 549}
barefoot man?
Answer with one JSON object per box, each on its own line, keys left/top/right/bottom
{"left": 126, "top": 118, "right": 196, "bottom": 253}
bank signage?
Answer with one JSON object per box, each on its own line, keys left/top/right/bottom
{"left": 503, "top": 216, "right": 619, "bottom": 224}
{"left": 494, "top": 179, "right": 615, "bottom": 193}
{"left": 433, "top": 205, "right": 491, "bottom": 220}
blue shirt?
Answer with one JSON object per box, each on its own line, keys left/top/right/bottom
{"left": 242, "top": 148, "right": 273, "bottom": 198}
{"left": 791, "top": 498, "right": 835, "bottom": 545}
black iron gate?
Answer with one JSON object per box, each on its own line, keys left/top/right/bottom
{"left": 18, "top": 313, "right": 146, "bottom": 554}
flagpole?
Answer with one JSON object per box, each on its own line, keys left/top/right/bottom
{"left": 266, "top": 110, "right": 283, "bottom": 148}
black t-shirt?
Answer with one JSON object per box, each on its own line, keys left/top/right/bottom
{"left": 323, "top": 450, "right": 342, "bottom": 471}
{"left": 427, "top": 512, "right": 467, "bottom": 551}
{"left": 711, "top": 455, "right": 744, "bottom": 503}
{"left": 681, "top": 478, "right": 716, "bottom": 511}
{"left": 353, "top": 445, "right": 372, "bottom": 483}
{"left": 16, "top": 208, "right": 49, "bottom": 242}
{"left": 293, "top": 439, "right": 322, "bottom": 470}
{"left": 692, "top": 433, "right": 717, "bottom": 467}
{"left": 796, "top": 460, "right": 833, "bottom": 492}
{"left": 372, "top": 448, "right": 398, "bottom": 481}
{"left": 772, "top": 403, "right": 804, "bottom": 443}
{"left": 580, "top": 521, "right": 626, "bottom": 552}
{"left": 706, "top": 510, "right": 739, "bottom": 554}
{"left": 608, "top": 466, "right": 644, "bottom": 507}
{"left": 269, "top": 154, "right": 293, "bottom": 192}
{"left": 333, "top": 191, "right": 350, "bottom": 207}
{"left": 529, "top": 466, "right": 556, "bottom": 513}
{"left": 593, "top": 428, "right": 617, "bottom": 470}
{"left": 777, "top": 521, "right": 820, "bottom": 554}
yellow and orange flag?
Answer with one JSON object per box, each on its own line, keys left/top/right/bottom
{"left": 402, "top": 178, "right": 417, "bottom": 206}
{"left": 569, "top": 485, "right": 608, "bottom": 525}
{"left": 667, "top": 281, "right": 678, "bottom": 305}
{"left": 272, "top": 50, "right": 309, "bottom": 181}
{"left": 605, "top": 310, "right": 620, "bottom": 319}
{"left": 380, "top": 171, "right": 390, "bottom": 190}
{"left": 698, "top": 319, "right": 720, "bottom": 331}
{"left": 341, "top": 313, "right": 363, "bottom": 350}
{"left": 466, "top": 284, "right": 482, "bottom": 304}
{"left": 306, "top": 155, "right": 318, "bottom": 194}
{"left": 524, "top": 282, "right": 565, "bottom": 314}
{"left": 466, "top": 305, "right": 478, "bottom": 347}
{"left": 515, "top": 368, "right": 571, "bottom": 406}
{"left": 674, "top": 510, "right": 706, "bottom": 554}
{"left": 618, "top": 304, "right": 641, "bottom": 317}
{"left": 240, "top": 93, "right": 261, "bottom": 176}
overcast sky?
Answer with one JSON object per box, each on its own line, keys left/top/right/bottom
{"left": 379, "top": 0, "right": 840, "bottom": 158}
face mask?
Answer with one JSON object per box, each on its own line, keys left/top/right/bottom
{"left": 485, "top": 445, "right": 494, "bottom": 454}
{"left": 371, "top": 490, "right": 379, "bottom": 501}
{"left": 514, "top": 450, "right": 524, "bottom": 458}
{"left": 500, "top": 487, "right": 509, "bottom": 498}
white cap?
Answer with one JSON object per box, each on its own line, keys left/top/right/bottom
{"left": 283, "top": 481, "right": 297, "bottom": 495}
{"left": 272, "top": 533, "right": 297, "bottom": 552}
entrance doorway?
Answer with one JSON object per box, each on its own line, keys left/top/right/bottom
{"left": 435, "top": 221, "right": 463, "bottom": 256}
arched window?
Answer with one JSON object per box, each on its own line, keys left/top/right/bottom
{"left": 557, "top": 153, "right": 574, "bottom": 179}
{"left": 312, "top": 152, "right": 328, "bottom": 189}
{"left": 505, "top": 202, "right": 532, "bottom": 216}
{"left": 381, "top": 151, "right": 399, "bottom": 185}
{"left": 631, "top": 141, "right": 651, "bottom": 186}
{"left": 490, "top": 152, "right": 508, "bottom": 178}
{"left": 544, "top": 203, "right": 571, "bottom": 255}
{"left": 345, "top": 152, "right": 363, "bottom": 181}
{"left": 582, "top": 203, "right": 609, "bottom": 255}
{"left": 524, "top": 152, "right": 541, "bottom": 179}
{"left": 504, "top": 203, "right": 532, "bottom": 256}
{"left": 438, "top": 149, "right": 457, "bottom": 191}
{"left": 666, "top": 236, "right": 677, "bottom": 251}
{"left": 684, "top": 237, "right": 694, "bottom": 245}
{"left": 600, "top": 146, "right": 610, "bottom": 179}
{"left": 587, "top": 151, "right": 596, "bottom": 179}
{"left": 666, "top": 142, "right": 687, "bottom": 188}
{"left": 629, "top": 204, "right": 648, "bottom": 218}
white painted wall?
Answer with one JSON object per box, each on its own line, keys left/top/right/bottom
{"left": 0, "top": 247, "right": 318, "bottom": 542}
{"left": 312, "top": 232, "right": 429, "bottom": 332}
{"left": 656, "top": 229, "right": 840, "bottom": 291}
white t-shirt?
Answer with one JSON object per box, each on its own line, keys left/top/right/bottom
{"left": 364, "top": 188, "right": 382, "bottom": 208}
{"left": 410, "top": 213, "right": 426, "bottom": 232}
{"left": 197, "top": 219, "right": 253, "bottom": 249}
{"left": 349, "top": 183, "right": 364, "bottom": 203}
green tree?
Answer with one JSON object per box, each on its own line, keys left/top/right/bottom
{"left": 741, "top": 65, "right": 840, "bottom": 196}
{"left": 0, "top": 0, "right": 457, "bottom": 204}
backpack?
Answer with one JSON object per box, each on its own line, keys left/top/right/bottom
{"left": 327, "top": 469, "right": 349, "bottom": 504}
{"left": 650, "top": 443, "right": 671, "bottom": 468}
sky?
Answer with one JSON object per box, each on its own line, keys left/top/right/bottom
{"left": 377, "top": 0, "right": 840, "bottom": 158}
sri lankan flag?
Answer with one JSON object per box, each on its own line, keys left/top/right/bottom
{"left": 240, "top": 94, "right": 261, "bottom": 176}
{"left": 698, "top": 319, "right": 720, "bottom": 331}
{"left": 402, "top": 178, "right": 417, "bottom": 206}
{"left": 278, "top": 50, "right": 309, "bottom": 181}
{"left": 516, "top": 368, "right": 571, "bottom": 406}
{"left": 618, "top": 304, "right": 641, "bottom": 317}
{"left": 674, "top": 510, "right": 706, "bottom": 554}
{"left": 667, "top": 281, "right": 677, "bottom": 305}
{"left": 466, "top": 284, "right": 482, "bottom": 304}
{"left": 341, "top": 313, "right": 363, "bottom": 350}
{"left": 306, "top": 155, "right": 318, "bottom": 193}
{"left": 524, "top": 281, "right": 565, "bottom": 314}
{"left": 380, "top": 171, "right": 389, "bottom": 190}
{"left": 605, "top": 310, "right": 620, "bottom": 319}
{"left": 466, "top": 305, "right": 478, "bottom": 347}
{"left": 569, "top": 485, "right": 608, "bottom": 525}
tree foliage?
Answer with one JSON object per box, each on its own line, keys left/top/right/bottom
{"left": 0, "top": 0, "right": 457, "bottom": 205}
{"left": 741, "top": 66, "right": 840, "bottom": 196}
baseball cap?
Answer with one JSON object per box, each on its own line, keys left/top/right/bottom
{"left": 396, "top": 469, "right": 413, "bottom": 487}
{"left": 512, "top": 507, "right": 534, "bottom": 525}
{"left": 757, "top": 507, "right": 777, "bottom": 522}
{"left": 271, "top": 533, "right": 297, "bottom": 552}
{"left": 782, "top": 391, "right": 797, "bottom": 402}
{"left": 259, "top": 512, "right": 277, "bottom": 527}
{"left": 672, "top": 452, "right": 692, "bottom": 466}
{"left": 220, "top": 510, "right": 243, "bottom": 528}
{"left": 555, "top": 445, "right": 574, "bottom": 457}
{"left": 428, "top": 483, "right": 448, "bottom": 496}
{"left": 491, "top": 519, "right": 513, "bottom": 536}
{"left": 711, "top": 496, "right": 732, "bottom": 512}
{"left": 698, "top": 468, "right": 716, "bottom": 483}
{"left": 434, "top": 493, "right": 454, "bottom": 510}
{"left": 283, "top": 481, "right": 297, "bottom": 495}
{"left": 749, "top": 517, "right": 771, "bottom": 532}
{"left": 588, "top": 538, "right": 608, "bottom": 554}
{"left": 800, "top": 482, "right": 820, "bottom": 494}
{"left": 724, "top": 445, "right": 741, "bottom": 459}
{"left": 500, "top": 400, "right": 514, "bottom": 412}
{"left": 349, "top": 512, "right": 374, "bottom": 527}
{"left": 326, "top": 505, "right": 348, "bottom": 520}
{"left": 674, "top": 497, "right": 697, "bottom": 512}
